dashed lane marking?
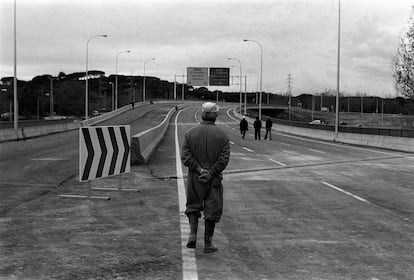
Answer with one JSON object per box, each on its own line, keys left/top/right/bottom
{"left": 279, "top": 142, "right": 291, "bottom": 146}
{"left": 230, "top": 141, "right": 235, "bottom": 145}
{"left": 321, "top": 181, "right": 370, "bottom": 203}
{"left": 307, "top": 148, "right": 325, "bottom": 154}
{"left": 268, "top": 158, "right": 287, "bottom": 166}
{"left": 31, "top": 158, "right": 68, "bottom": 161}
{"left": 175, "top": 108, "right": 198, "bottom": 280}
{"left": 242, "top": 147, "right": 254, "bottom": 152}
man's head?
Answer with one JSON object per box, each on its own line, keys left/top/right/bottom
{"left": 201, "top": 102, "right": 219, "bottom": 122}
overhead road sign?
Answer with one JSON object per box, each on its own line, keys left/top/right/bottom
{"left": 209, "top": 67, "right": 230, "bottom": 86}
{"left": 187, "top": 67, "right": 208, "bottom": 86}
{"left": 79, "top": 125, "right": 130, "bottom": 182}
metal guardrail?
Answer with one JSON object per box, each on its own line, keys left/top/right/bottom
{"left": 247, "top": 111, "right": 414, "bottom": 138}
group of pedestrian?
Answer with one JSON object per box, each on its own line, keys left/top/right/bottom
{"left": 240, "top": 115, "right": 273, "bottom": 141}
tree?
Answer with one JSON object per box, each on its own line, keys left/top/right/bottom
{"left": 393, "top": 6, "right": 414, "bottom": 98}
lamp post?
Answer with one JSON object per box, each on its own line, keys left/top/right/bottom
{"left": 243, "top": 39, "right": 263, "bottom": 120}
{"left": 48, "top": 76, "right": 54, "bottom": 117}
{"left": 13, "top": 0, "right": 17, "bottom": 130}
{"left": 109, "top": 82, "right": 114, "bottom": 111}
{"left": 248, "top": 71, "right": 259, "bottom": 104}
{"left": 85, "top": 34, "right": 107, "bottom": 120}
{"left": 143, "top": 58, "right": 155, "bottom": 102}
{"left": 228, "top": 57, "right": 242, "bottom": 114}
{"left": 115, "top": 50, "right": 131, "bottom": 110}
{"left": 334, "top": 0, "right": 341, "bottom": 137}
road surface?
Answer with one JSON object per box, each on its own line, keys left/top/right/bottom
{"left": 1, "top": 102, "right": 413, "bottom": 279}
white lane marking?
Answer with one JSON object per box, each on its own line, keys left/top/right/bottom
{"left": 268, "top": 158, "right": 286, "bottom": 166}
{"left": 321, "top": 181, "right": 370, "bottom": 203}
{"left": 279, "top": 142, "right": 291, "bottom": 146}
{"left": 230, "top": 141, "right": 235, "bottom": 145}
{"left": 231, "top": 127, "right": 236, "bottom": 131}
{"left": 175, "top": 109, "right": 198, "bottom": 280}
{"left": 307, "top": 148, "right": 325, "bottom": 154}
{"left": 242, "top": 147, "right": 254, "bottom": 152}
{"left": 31, "top": 158, "right": 67, "bottom": 161}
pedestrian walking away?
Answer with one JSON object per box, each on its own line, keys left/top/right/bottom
{"left": 239, "top": 115, "right": 248, "bottom": 139}
{"left": 181, "top": 102, "right": 231, "bottom": 253}
{"left": 264, "top": 117, "right": 273, "bottom": 140}
{"left": 253, "top": 116, "right": 262, "bottom": 140}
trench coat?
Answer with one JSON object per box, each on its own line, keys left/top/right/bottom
{"left": 181, "top": 121, "right": 230, "bottom": 222}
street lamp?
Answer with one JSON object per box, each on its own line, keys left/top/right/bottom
{"left": 143, "top": 58, "right": 155, "bottom": 102}
{"left": 247, "top": 71, "right": 259, "bottom": 105}
{"left": 228, "top": 58, "right": 243, "bottom": 114}
{"left": 335, "top": 0, "right": 341, "bottom": 138}
{"left": 13, "top": 0, "right": 17, "bottom": 130}
{"left": 48, "top": 76, "right": 54, "bottom": 117}
{"left": 243, "top": 39, "right": 263, "bottom": 120}
{"left": 115, "top": 50, "right": 131, "bottom": 110}
{"left": 85, "top": 34, "right": 107, "bottom": 120}
{"left": 109, "top": 82, "right": 114, "bottom": 111}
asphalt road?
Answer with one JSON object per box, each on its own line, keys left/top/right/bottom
{"left": 0, "top": 103, "right": 174, "bottom": 215}
{"left": 1, "top": 102, "right": 413, "bottom": 279}
{"left": 149, "top": 103, "right": 414, "bottom": 279}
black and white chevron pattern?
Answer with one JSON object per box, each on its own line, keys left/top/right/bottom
{"left": 79, "top": 126, "right": 130, "bottom": 182}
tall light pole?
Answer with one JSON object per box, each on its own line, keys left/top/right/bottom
{"left": 247, "top": 71, "right": 259, "bottom": 104}
{"left": 115, "top": 50, "right": 131, "bottom": 110}
{"left": 48, "top": 76, "right": 54, "bottom": 117}
{"left": 335, "top": 0, "right": 341, "bottom": 138}
{"left": 182, "top": 69, "right": 185, "bottom": 102}
{"left": 85, "top": 34, "right": 107, "bottom": 120}
{"left": 143, "top": 58, "right": 155, "bottom": 102}
{"left": 243, "top": 39, "right": 263, "bottom": 120}
{"left": 13, "top": 0, "right": 17, "bottom": 130}
{"left": 109, "top": 82, "right": 114, "bottom": 111}
{"left": 228, "top": 57, "right": 242, "bottom": 114}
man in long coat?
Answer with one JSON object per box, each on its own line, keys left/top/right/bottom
{"left": 181, "top": 102, "right": 230, "bottom": 253}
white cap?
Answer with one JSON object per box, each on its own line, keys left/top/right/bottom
{"left": 201, "top": 102, "right": 219, "bottom": 113}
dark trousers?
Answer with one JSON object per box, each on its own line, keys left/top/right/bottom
{"left": 255, "top": 129, "right": 260, "bottom": 140}
{"left": 264, "top": 128, "right": 271, "bottom": 140}
{"left": 241, "top": 130, "right": 246, "bottom": 138}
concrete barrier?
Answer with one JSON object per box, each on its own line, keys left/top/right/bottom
{"left": 0, "top": 102, "right": 145, "bottom": 142}
{"left": 233, "top": 109, "right": 414, "bottom": 153}
{"left": 0, "top": 120, "right": 80, "bottom": 142}
{"left": 131, "top": 106, "right": 176, "bottom": 164}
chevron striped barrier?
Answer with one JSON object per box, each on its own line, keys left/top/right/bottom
{"left": 59, "top": 125, "right": 133, "bottom": 200}
{"left": 79, "top": 126, "right": 130, "bottom": 182}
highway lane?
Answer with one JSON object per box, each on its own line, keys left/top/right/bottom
{"left": 1, "top": 101, "right": 413, "bottom": 279}
{"left": 0, "top": 103, "right": 175, "bottom": 215}
{"left": 149, "top": 104, "right": 414, "bottom": 279}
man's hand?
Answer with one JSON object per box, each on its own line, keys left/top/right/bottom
{"left": 198, "top": 169, "right": 212, "bottom": 183}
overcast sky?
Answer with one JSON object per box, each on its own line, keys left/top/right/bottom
{"left": 0, "top": 0, "right": 413, "bottom": 96}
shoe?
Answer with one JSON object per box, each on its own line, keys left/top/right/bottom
{"left": 204, "top": 220, "right": 218, "bottom": 253}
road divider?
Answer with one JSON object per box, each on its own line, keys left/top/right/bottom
{"left": 131, "top": 104, "right": 190, "bottom": 164}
